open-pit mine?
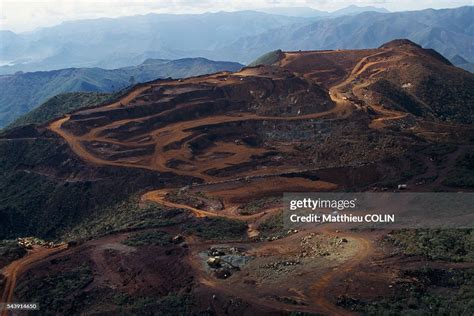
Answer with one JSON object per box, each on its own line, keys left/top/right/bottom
{"left": 1, "top": 39, "right": 473, "bottom": 315}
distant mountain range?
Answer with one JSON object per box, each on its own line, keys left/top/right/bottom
{"left": 0, "top": 6, "right": 472, "bottom": 127}
{"left": 2, "top": 6, "right": 471, "bottom": 74}
{"left": 0, "top": 11, "right": 305, "bottom": 74}
{"left": 256, "top": 5, "right": 389, "bottom": 17}
{"left": 0, "top": 58, "right": 242, "bottom": 128}
{"left": 218, "top": 6, "right": 474, "bottom": 65}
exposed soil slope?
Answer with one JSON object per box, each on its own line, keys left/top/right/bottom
{"left": 0, "top": 245, "right": 66, "bottom": 316}
{"left": 48, "top": 40, "right": 473, "bottom": 183}
{"left": 2, "top": 40, "right": 473, "bottom": 315}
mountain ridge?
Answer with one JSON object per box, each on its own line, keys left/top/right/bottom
{"left": 218, "top": 6, "right": 473, "bottom": 63}
{"left": 0, "top": 57, "right": 243, "bottom": 127}
{"left": 0, "top": 11, "right": 306, "bottom": 74}
{"left": 1, "top": 6, "right": 471, "bottom": 73}
{"left": 0, "top": 41, "right": 473, "bottom": 315}
{"left": 256, "top": 5, "right": 389, "bottom": 17}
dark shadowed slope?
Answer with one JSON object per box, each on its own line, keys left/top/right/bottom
{"left": 0, "top": 58, "right": 243, "bottom": 127}
{"left": 7, "top": 92, "right": 113, "bottom": 128}
{"left": 0, "top": 41, "right": 473, "bottom": 315}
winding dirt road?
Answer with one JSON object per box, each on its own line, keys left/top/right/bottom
{"left": 46, "top": 49, "right": 407, "bottom": 183}
{"left": 0, "top": 245, "right": 66, "bottom": 316}
{"left": 141, "top": 188, "right": 281, "bottom": 239}
{"left": 43, "top": 54, "right": 392, "bottom": 314}
{"left": 312, "top": 229, "right": 373, "bottom": 315}
{"left": 141, "top": 185, "right": 374, "bottom": 315}
{"left": 48, "top": 106, "right": 344, "bottom": 181}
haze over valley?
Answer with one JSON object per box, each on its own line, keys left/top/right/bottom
{"left": 1, "top": 5, "right": 472, "bottom": 74}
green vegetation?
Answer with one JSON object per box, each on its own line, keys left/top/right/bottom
{"left": 66, "top": 198, "right": 187, "bottom": 241}
{"left": 385, "top": 229, "right": 474, "bottom": 261}
{"left": 184, "top": 217, "right": 248, "bottom": 240}
{"left": 415, "top": 72, "right": 474, "bottom": 124}
{"left": 70, "top": 198, "right": 247, "bottom": 242}
{"left": 166, "top": 189, "right": 223, "bottom": 211}
{"left": 79, "top": 289, "right": 195, "bottom": 315}
{"left": 248, "top": 49, "right": 284, "bottom": 67}
{"left": 0, "top": 240, "right": 26, "bottom": 269}
{"left": 0, "top": 133, "right": 184, "bottom": 240}
{"left": 15, "top": 264, "right": 93, "bottom": 313}
{"left": 8, "top": 92, "right": 112, "bottom": 128}
{"left": 0, "top": 138, "right": 124, "bottom": 239}
{"left": 370, "top": 54, "right": 474, "bottom": 124}
{"left": 238, "top": 197, "right": 281, "bottom": 215}
{"left": 370, "top": 79, "right": 425, "bottom": 116}
{"left": 105, "top": 293, "right": 195, "bottom": 315}
{"left": 0, "top": 58, "right": 243, "bottom": 128}
{"left": 400, "top": 153, "right": 427, "bottom": 181}
{"left": 259, "top": 211, "right": 285, "bottom": 238}
{"left": 18, "top": 272, "right": 196, "bottom": 315}
{"left": 148, "top": 293, "right": 195, "bottom": 315}
{"left": 443, "top": 153, "right": 474, "bottom": 188}
{"left": 122, "top": 230, "right": 173, "bottom": 247}
{"left": 344, "top": 268, "right": 474, "bottom": 315}
{"left": 0, "top": 138, "right": 102, "bottom": 239}
{"left": 421, "top": 143, "right": 457, "bottom": 165}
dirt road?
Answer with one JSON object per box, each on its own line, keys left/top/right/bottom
{"left": 44, "top": 57, "right": 388, "bottom": 315}
{"left": 142, "top": 188, "right": 277, "bottom": 238}
{"left": 143, "top": 187, "right": 374, "bottom": 315}
{"left": 0, "top": 245, "right": 66, "bottom": 316}
{"left": 312, "top": 228, "right": 373, "bottom": 315}
{"left": 46, "top": 49, "right": 409, "bottom": 183}
{"left": 48, "top": 107, "right": 343, "bottom": 181}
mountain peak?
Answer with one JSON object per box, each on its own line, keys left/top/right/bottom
{"left": 379, "top": 39, "right": 452, "bottom": 65}
{"left": 333, "top": 5, "right": 389, "bottom": 16}
{"left": 379, "top": 39, "right": 422, "bottom": 49}
{"left": 141, "top": 58, "right": 170, "bottom": 65}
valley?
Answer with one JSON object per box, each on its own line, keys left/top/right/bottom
{"left": 0, "top": 58, "right": 243, "bottom": 128}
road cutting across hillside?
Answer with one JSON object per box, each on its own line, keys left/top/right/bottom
{"left": 0, "top": 245, "right": 66, "bottom": 316}
{"left": 138, "top": 169, "right": 373, "bottom": 315}
{"left": 49, "top": 104, "right": 346, "bottom": 181}
{"left": 48, "top": 67, "right": 404, "bottom": 182}
{"left": 43, "top": 49, "right": 409, "bottom": 314}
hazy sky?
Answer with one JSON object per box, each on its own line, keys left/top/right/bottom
{"left": 1, "top": 0, "right": 472, "bottom": 32}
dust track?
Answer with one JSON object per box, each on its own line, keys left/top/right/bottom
{"left": 42, "top": 52, "right": 398, "bottom": 314}
{"left": 312, "top": 229, "right": 373, "bottom": 315}
{"left": 0, "top": 246, "right": 66, "bottom": 315}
